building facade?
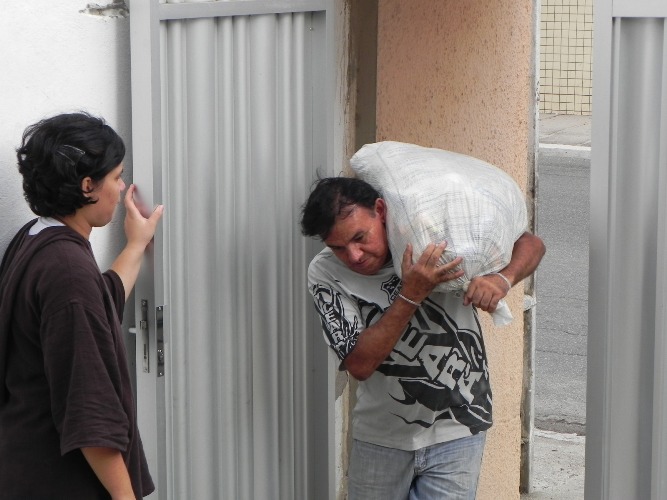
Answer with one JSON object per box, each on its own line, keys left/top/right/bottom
{"left": 540, "top": 0, "right": 593, "bottom": 115}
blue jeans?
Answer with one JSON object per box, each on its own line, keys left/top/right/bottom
{"left": 347, "top": 433, "right": 486, "bottom": 500}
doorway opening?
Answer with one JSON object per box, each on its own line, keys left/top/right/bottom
{"left": 523, "top": 0, "right": 592, "bottom": 497}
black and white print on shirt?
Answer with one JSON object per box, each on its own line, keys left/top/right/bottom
{"left": 311, "top": 275, "right": 492, "bottom": 432}
{"left": 311, "top": 281, "right": 361, "bottom": 357}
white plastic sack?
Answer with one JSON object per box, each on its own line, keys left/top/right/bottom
{"left": 350, "top": 141, "right": 528, "bottom": 326}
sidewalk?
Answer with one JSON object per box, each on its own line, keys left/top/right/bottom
{"left": 521, "top": 430, "right": 586, "bottom": 499}
{"left": 539, "top": 113, "right": 591, "bottom": 148}
{"left": 519, "top": 113, "right": 591, "bottom": 500}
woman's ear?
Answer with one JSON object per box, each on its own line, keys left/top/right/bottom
{"left": 81, "top": 176, "right": 94, "bottom": 196}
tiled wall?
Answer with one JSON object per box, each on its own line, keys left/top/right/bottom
{"left": 540, "top": 0, "right": 593, "bottom": 115}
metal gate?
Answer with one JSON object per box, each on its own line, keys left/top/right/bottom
{"left": 129, "top": 1, "right": 335, "bottom": 498}
{"left": 587, "top": 1, "right": 667, "bottom": 498}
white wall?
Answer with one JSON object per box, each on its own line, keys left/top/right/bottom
{"left": 0, "top": 0, "right": 132, "bottom": 270}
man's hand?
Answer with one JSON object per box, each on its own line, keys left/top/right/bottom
{"left": 344, "top": 242, "right": 464, "bottom": 380}
{"left": 464, "top": 232, "right": 546, "bottom": 313}
{"left": 398, "top": 242, "right": 464, "bottom": 304}
{"left": 464, "top": 273, "right": 510, "bottom": 313}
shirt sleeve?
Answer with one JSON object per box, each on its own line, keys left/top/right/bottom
{"left": 41, "top": 300, "right": 130, "bottom": 456}
{"left": 308, "top": 262, "right": 364, "bottom": 363}
{"left": 102, "top": 270, "right": 125, "bottom": 321}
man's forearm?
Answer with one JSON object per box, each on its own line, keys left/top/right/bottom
{"left": 499, "top": 232, "right": 546, "bottom": 286}
{"left": 344, "top": 242, "right": 465, "bottom": 381}
{"left": 343, "top": 297, "right": 418, "bottom": 381}
{"left": 463, "top": 232, "right": 545, "bottom": 311}
{"left": 81, "top": 447, "right": 135, "bottom": 500}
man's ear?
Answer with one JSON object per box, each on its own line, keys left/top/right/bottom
{"left": 375, "top": 198, "right": 387, "bottom": 223}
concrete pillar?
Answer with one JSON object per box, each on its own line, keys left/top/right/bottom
{"left": 375, "top": 1, "right": 537, "bottom": 497}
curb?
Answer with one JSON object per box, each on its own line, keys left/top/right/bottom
{"left": 539, "top": 143, "right": 591, "bottom": 152}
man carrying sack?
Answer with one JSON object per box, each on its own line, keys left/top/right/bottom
{"left": 300, "top": 147, "right": 544, "bottom": 499}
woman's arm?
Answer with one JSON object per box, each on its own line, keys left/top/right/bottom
{"left": 111, "top": 184, "right": 164, "bottom": 301}
{"left": 81, "top": 447, "right": 135, "bottom": 500}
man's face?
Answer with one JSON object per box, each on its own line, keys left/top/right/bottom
{"left": 324, "top": 199, "right": 390, "bottom": 276}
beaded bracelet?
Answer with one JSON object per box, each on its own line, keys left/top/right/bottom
{"left": 397, "top": 293, "right": 421, "bottom": 307}
{"left": 491, "top": 272, "right": 512, "bottom": 292}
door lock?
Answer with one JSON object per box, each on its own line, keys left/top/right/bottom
{"left": 140, "top": 299, "right": 150, "bottom": 373}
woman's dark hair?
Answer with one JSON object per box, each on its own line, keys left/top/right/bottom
{"left": 16, "top": 112, "right": 125, "bottom": 217}
{"left": 300, "top": 177, "right": 381, "bottom": 240}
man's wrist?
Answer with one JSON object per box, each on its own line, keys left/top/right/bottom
{"left": 491, "top": 272, "right": 512, "bottom": 292}
{"left": 397, "top": 293, "right": 421, "bottom": 307}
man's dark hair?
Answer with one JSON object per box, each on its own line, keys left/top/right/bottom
{"left": 300, "top": 177, "right": 381, "bottom": 240}
{"left": 16, "top": 112, "right": 125, "bottom": 217}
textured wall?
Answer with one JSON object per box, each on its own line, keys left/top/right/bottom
{"left": 376, "top": 1, "right": 536, "bottom": 498}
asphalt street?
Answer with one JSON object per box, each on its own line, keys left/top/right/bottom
{"left": 520, "top": 113, "right": 590, "bottom": 499}
{"left": 534, "top": 146, "right": 590, "bottom": 436}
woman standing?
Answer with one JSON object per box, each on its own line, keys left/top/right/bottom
{"left": 0, "top": 113, "right": 163, "bottom": 499}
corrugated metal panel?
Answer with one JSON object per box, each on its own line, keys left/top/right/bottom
{"left": 587, "top": 2, "right": 667, "bottom": 498}
{"left": 131, "top": 2, "right": 334, "bottom": 499}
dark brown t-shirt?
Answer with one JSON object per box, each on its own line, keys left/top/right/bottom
{"left": 0, "top": 220, "right": 154, "bottom": 499}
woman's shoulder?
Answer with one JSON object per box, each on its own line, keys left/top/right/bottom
{"left": 33, "top": 231, "right": 97, "bottom": 273}
{"left": 27, "top": 231, "right": 107, "bottom": 312}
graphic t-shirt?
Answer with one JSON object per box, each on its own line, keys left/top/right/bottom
{"left": 308, "top": 248, "right": 493, "bottom": 451}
